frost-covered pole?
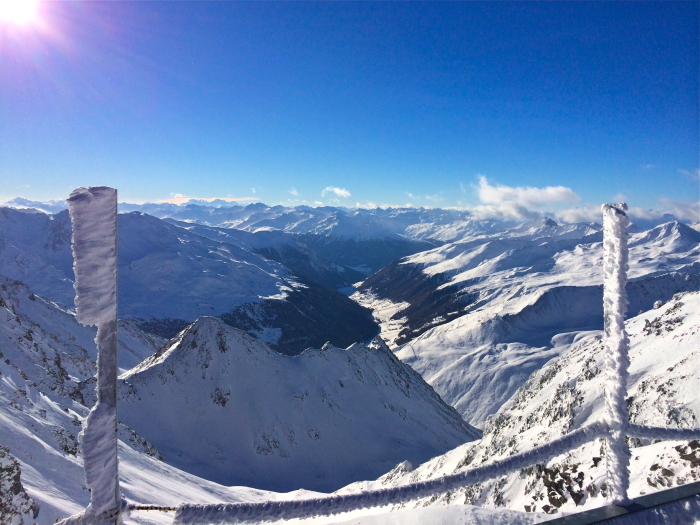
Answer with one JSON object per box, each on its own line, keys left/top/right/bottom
{"left": 68, "top": 187, "right": 121, "bottom": 524}
{"left": 601, "top": 203, "right": 631, "bottom": 506}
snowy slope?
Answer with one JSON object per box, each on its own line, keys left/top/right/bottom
{"left": 118, "top": 318, "right": 480, "bottom": 493}
{"left": 336, "top": 292, "right": 700, "bottom": 518}
{"left": 0, "top": 207, "right": 75, "bottom": 306}
{"left": 0, "top": 275, "right": 162, "bottom": 379}
{"left": 0, "top": 344, "right": 332, "bottom": 525}
{"left": 0, "top": 275, "right": 260, "bottom": 524}
{"left": 0, "top": 276, "right": 419, "bottom": 524}
{"left": 3, "top": 282, "right": 697, "bottom": 524}
{"left": 160, "top": 220, "right": 369, "bottom": 290}
{"left": 357, "top": 221, "right": 700, "bottom": 426}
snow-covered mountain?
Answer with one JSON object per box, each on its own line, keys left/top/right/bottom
{"left": 0, "top": 207, "right": 377, "bottom": 354}
{"left": 0, "top": 275, "right": 483, "bottom": 524}
{"left": 354, "top": 220, "right": 700, "bottom": 426}
{"left": 118, "top": 317, "right": 480, "bottom": 493}
{"left": 1, "top": 197, "right": 69, "bottom": 215}
{"left": 0, "top": 274, "right": 163, "bottom": 381}
{"left": 337, "top": 291, "right": 700, "bottom": 517}
{"left": 118, "top": 202, "right": 463, "bottom": 240}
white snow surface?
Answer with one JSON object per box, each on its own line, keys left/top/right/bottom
{"left": 0, "top": 275, "right": 162, "bottom": 384}
{"left": 118, "top": 318, "right": 480, "bottom": 493}
{"left": 0, "top": 274, "right": 510, "bottom": 525}
{"left": 2, "top": 275, "right": 698, "bottom": 524}
{"left": 0, "top": 207, "right": 75, "bottom": 307}
{"left": 321, "top": 504, "right": 542, "bottom": 524}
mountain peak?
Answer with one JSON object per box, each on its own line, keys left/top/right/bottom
{"left": 630, "top": 220, "right": 700, "bottom": 248}
{"left": 118, "top": 316, "right": 479, "bottom": 492}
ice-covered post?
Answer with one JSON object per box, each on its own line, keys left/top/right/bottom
{"left": 68, "top": 187, "right": 121, "bottom": 524}
{"left": 601, "top": 203, "right": 631, "bottom": 506}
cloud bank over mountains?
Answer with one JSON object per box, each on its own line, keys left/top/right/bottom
{"left": 2, "top": 176, "right": 697, "bottom": 224}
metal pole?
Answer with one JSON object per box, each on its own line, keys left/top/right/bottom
{"left": 601, "top": 203, "right": 631, "bottom": 505}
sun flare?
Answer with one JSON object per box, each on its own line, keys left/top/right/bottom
{"left": 0, "top": 0, "right": 39, "bottom": 25}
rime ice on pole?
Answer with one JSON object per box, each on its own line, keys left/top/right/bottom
{"left": 601, "top": 203, "right": 631, "bottom": 505}
{"left": 67, "top": 187, "right": 122, "bottom": 524}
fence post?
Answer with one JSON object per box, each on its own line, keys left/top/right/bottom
{"left": 68, "top": 187, "right": 121, "bottom": 524}
{"left": 601, "top": 203, "right": 632, "bottom": 505}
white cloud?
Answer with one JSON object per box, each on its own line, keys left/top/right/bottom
{"left": 477, "top": 176, "right": 579, "bottom": 208}
{"left": 556, "top": 199, "right": 699, "bottom": 224}
{"left": 461, "top": 176, "right": 579, "bottom": 220}
{"left": 355, "top": 201, "right": 413, "bottom": 210}
{"left": 251, "top": 188, "right": 256, "bottom": 194}
{"left": 406, "top": 192, "right": 443, "bottom": 203}
{"left": 289, "top": 188, "right": 299, "bottom": 197}
{"left": 655, "top": 198, "right": 699, "bottom": 223}
{"left": 322, "top": 187, "right": 351, "bottom": 198}
{"left": 470, "top": 203, "right": 541, "bottom": 221}
{"left": 678, "top": 168, "right": 700, "bottom": 182}
{"left": 555, "top": 206, "right": 602, "bottom": 223}
{"left": 612, "top": 193, "right": 627, "bottom": 203}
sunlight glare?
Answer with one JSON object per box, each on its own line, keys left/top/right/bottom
{"left": 0, "top": 0, "right": 39, "bottom": 25}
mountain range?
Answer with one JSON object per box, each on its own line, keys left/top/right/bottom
{"left": 355, "top": 220, "right": 700, "bottom": 426}
{"left": 1, "top": 198, "right": 698, "bottom": 524}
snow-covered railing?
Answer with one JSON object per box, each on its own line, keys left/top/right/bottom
{"left": 60, "top": 197, "right": 700, "bottom": 524}
{"left": 173, "top": 422, "right": 612, "bottom": 524}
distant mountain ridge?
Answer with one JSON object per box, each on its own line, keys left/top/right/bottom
{"left": 0, "top": 207, "right": 378, "bottom": 354}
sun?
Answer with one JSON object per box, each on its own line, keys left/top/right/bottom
{"left": 0, "top": 0, "right": 39, "bottom": 25}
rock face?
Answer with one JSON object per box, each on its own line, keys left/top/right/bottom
{"left": 0, "top": 446, "right": 38, "bottom": 525}
{"left": 339, "top": 291, "right": 700, "bottom": 517}
{"left": 118, "top": 318, "right": 480, "bottom": 492}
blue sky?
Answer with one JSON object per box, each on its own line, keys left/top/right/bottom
{"left": 1, "top": 1, "right": 698, "bottom": 220}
